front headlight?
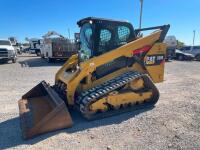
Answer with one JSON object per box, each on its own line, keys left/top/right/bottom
{"left": 7, "top": 50, "right": 15, "bottom": 56}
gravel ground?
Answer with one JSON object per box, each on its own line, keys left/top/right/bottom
{"left": 0, "top": 54, "right": 200, "bottom": 150}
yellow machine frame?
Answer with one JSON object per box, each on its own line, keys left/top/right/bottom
{"left": 55, "top": 30, "right": 166, "bottom": 105}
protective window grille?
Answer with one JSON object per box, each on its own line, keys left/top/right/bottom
{"left": 100, "top": 29, "right": 111, "bottom": 42}
{"left": 118, "top": 26, "right": 130, "bottom": 42}
{"left": 99, "top": 29, "right": 112, "bottom": 52}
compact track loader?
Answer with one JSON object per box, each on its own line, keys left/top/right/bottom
{"left": 18, "top": 17, "right": 170, "bottom": 139}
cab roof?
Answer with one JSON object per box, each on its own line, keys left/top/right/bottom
{"left": 77, "top": 17, "right": 130, "bottom": 27}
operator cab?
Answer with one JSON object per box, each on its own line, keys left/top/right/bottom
{"left": 77, "top": 17, "right": 136, "bottom": 61}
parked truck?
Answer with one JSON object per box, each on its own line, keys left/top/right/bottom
{"left": 8, "top": 37, "right": 21, "bottom": 54}
{"left": 164, "top": 36, "right": 177, "bottom": 60}
{"left": 180, "top": 46, "right": 200, "bottom": 61}
{"left": 26, "top": 38, "right": 42, "bottom": 56}
{"left": 0, "top": 39, "right": 17, "bottom": 63}
{"left": 41, "top": 31, "right": 77, "bottom": 63}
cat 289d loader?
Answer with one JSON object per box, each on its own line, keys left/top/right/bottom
{"left": 18, "top": 17, "right": 170, "bottom": 139}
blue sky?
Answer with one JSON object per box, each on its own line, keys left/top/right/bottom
{"left": 0, "top": 0, "right": 199, "bottom": 45}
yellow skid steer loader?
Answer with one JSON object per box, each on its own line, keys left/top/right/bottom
{"left": 18, "top": 17, "right": 170, "bottom": 139}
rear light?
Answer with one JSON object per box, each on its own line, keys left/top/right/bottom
{"left": 160, "top": 59, "right": 165, "bottom": 65}
{"left": 133, "top": 46, "right": 152, "bottom": 55}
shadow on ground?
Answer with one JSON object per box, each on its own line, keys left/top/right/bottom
{"left": 0, "top": 61, "right": 12, "bottom": 65}
{"left": 18, "top": 57, "right": 65, "bottom": 67}
{"left": 0, "top": 107, "right": 153, "bottom": 149}
{"left": 18, "top": 54, "right": 38, "bottom": 58}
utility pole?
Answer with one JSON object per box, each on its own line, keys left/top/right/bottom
{"left": 67, "top": 28, "right": 71, "bottom": 51}
{"left": 193, "top": 30, "right": 196, "bottom": 46}
{"left": 139, "top": 0, "right": 144, "bottom": 29}
{"left": 68, "top": 28, "right": 71, "bottom": 39}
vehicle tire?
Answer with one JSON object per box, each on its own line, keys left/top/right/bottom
{"left": 36, "top": 52, "right": 41, "bottom": 56}
{"left": 41, "top": 54, "right": 45, "bottom": 59}
{"left": 17, "top": 50, "right": 22, "bottom": 55}
{"left": 195, "top": 54, "right": 200, "bottom": 61}
{"left": 178, "top": 55, "right": 183, "bottom": 61}
{"left": 47, "top": 57, "right": 54, "bottom": 63}
{"left": 12, "top": 58, "right": 17, "bottom": 63}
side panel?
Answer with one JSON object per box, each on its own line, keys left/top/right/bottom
{"left": 43, "top": 42, "right": 53, "bottom": 58}
{"left": 55, "top": 31, "right": 163, "bottom": 105}
{"left": 66, "top": 31, "right": 162, "bottom": 105}
{"left": 144, "top": 43, "right": 167, "bottom": 83}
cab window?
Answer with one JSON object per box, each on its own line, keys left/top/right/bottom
{"left": 99, "top": 29, "right": 112, "bottom": 54}
{"left": 79, "top": 23, "right": 93, "bottom": 61}
{"left": 117, "top": 26, "right": 131, "bottom": 44}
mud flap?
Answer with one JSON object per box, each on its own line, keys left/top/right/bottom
{"left": 18, "top": 81, "right": 73, "bottom": 139}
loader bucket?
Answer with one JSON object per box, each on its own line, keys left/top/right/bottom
{"left": 18, "top": 81, "right": 73, "bottom": 139}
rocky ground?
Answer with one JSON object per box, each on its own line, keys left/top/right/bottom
{"left": 0, "top": 54, "right": 199, "bottom": 150}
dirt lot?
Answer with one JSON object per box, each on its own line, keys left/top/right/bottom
{"left": 0, "top": 54, "right": 200, "bottom": 150}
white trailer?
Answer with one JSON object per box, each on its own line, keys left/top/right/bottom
{"left": 41, "top": 31, "right": 77, "bottom": 63}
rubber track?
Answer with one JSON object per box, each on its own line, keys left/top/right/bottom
{"left": 76, "top": 71, "right": 160, "bottom": 120}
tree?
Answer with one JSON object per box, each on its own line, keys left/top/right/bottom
{"left": 176, "top": 40, "right": 185, "bottom": 49}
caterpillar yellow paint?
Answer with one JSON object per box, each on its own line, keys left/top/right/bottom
{"left": 18, "top": 17, "right": 170, "bottom": 139}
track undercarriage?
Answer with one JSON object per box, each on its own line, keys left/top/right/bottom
{"left": 55, "top": 70, "right": 159, "bottom": 120}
